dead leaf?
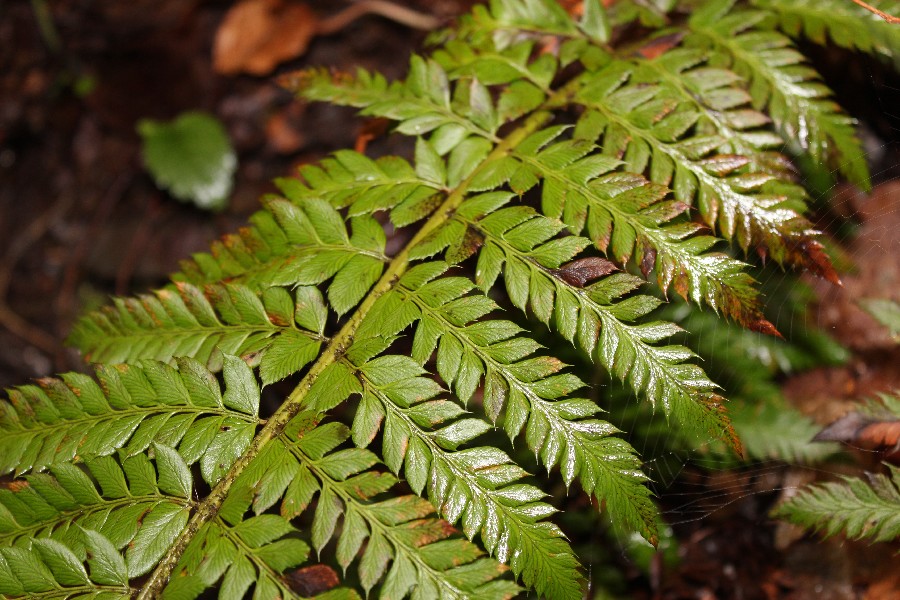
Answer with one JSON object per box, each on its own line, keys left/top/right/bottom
{"left": 265, "top": 108, "right": 305, "bottom": 154}
{"left": 640, "top": 245, "right": 657, "bottom": 278}
{"left": 283, "top": 564, "right": 339, "bottom": 596}
{"left": 635, "top": 32, "right": 686, "bottom": 60}
{"left": 354, "top": 118, "right": 390, "bottom": 154}
{"left": 551, "top": 257, "right": 618, "bottom": 287}
{"left": 814, "top": 412, "right": 900, "bottom": 462}
{"left": 213, "top": 0, "right": 317, "bottom": 76}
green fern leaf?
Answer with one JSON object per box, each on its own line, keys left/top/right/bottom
{"left": 454, "top": 0, "right": 608, "bottom": 48}
{"left": 753, "top": 0, "right": 900, "bottom": 65}
{"left": 275, "top": 151, "right": 446, "bottom": 227}
{"left": 38, "top": 2, "right": 890, "bottom": 597}
{"left": 0, "top": 357, "right": 258, "bottom": 482}
{"left": 772, "top": 464, "right": 900, "bottom": 543}
{"left": 508, "top": 127, "right": 773, "bottom": 328}
{"left": 687, "top": 1, "right": 871, "bottom": 190}
{"left": 571, "top": 61, "right": 838, "bottom": 286}
{"left": 729, "top": 397, "right": 837, "bottom": 464}
{"left": 0, "top": 452, "right": 191, "bottom": 598}
{"left": 173, "top": 197, "right": 387, "bottom": 294}
{"left": 412, "top": 199, "right": 740, "bottom": 452}
{"left": 181, "top": 413, "right": 520, "bottom": 600}
{"left": 339, "top": 351, "right": 583, "bottom": 600}
{"left": 286, "top": 57, "right": 501, "bottom": 144}
{"left": 359, "top": 261, "right": 660, "bottom": 543}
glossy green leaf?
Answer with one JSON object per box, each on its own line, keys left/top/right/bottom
{"left": 138, "top": 111, "right": 236, "bottom": 211}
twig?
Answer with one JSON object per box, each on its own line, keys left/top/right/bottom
{"left": 115, "top": 194, "right": 165, "bottom": 296}
{"left": 28, "top": 0, "right": 62, "bottom": 53}
{"left": 0, "top": 191, "right": 74, "bottom": 301}
{"left": 55, "top": 171, "right": 132, "bottom": 332}
{"left": 317, "top": 0, "right": 443, "bottom": 36}
{"left": 0, "top": 302, "right": 60, "bottom": 355}
{"left": 849, "top": 0, "right": 900, "bottom": 23}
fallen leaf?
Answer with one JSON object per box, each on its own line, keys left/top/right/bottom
{"left": 552, "top": 257, "right": 618, "bottom": 287}
{"left": 354, "top": 118, "right": 390, "bottom": 154}
{"left": 283, "top": 564, "right": 339, "bottom": 596}
{"left": 213, "top": 0, "right": 317, "bottom": 76}
{"left": 635, "top": 32, "right": 686, "bottom": 60}
{"left": 265, "top": 108, "right": 305, "bottom": 154}
{"left": 814, "top": 412, "right": 900, "bottom": 462}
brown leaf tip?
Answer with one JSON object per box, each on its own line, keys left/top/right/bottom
{"left": 748, "top": 318, "right": 783, "bottom": 339}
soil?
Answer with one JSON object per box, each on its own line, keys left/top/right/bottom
{"left": 1, "top": 1, "right": 898, "bottom": 598}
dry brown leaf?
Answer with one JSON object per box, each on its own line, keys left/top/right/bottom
{"left": 213, "top": 0, "right": 316, "bottom": 76}
{"left": 814, "top": 411, "right": 900, "bottom": 462}
{"left": 551, "top": 257, "right": 618, "bottom": 288}
{"left": 283, "top": 564, "right": 339, "bottom": 596}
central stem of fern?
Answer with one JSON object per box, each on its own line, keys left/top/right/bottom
{"left": 138, "top": 107, "right": 557, "bottom": 598}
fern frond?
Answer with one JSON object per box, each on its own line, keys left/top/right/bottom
{"left": 0, "top": 446, "right": 344, "bottom": 600}
{"left": 230, "top": 413, "right": 518, "bottom": 598}
{"left": 0, "top": 356, "right": 258, "bottom": 482}
{"left": 173, "top": 197, "right": 387, "bottom": 309}
{"left": 285, "top": 57, "right": 501, "bottom": 149}
{"left": 752, "top": 0, "right": 900, "bottom": 65}
{"left": 67, "top": 283, "right": 324, "bottom": 383}
{"left": 729, "top": 397, "right": 837, "bottom": 464}
{"left": 772, "top": 465, "right": 900, "bottom": 543}
{"left": 452, "top": 0, "right": 610, "bottom": 48}
{"left": 170, "top": 416, "right": 517, "bottom": 600}
{"left": 571, "top": 61, "right": 838, "bottom": 284}
{"left": 413, "top": 197, "right": 740, "bottom": 452}
{"left": 339, "top": 353, "right": 583, "bottom": 600}
{"left": 631, "top": 47, "right": 794, "bottom": 179}
{"left": 275, "top": 151, "right": 446, "bottom": 227}
{"left": 858, "top": 390, "right": 900, "bottom": 420}
{"left": 0, "top": 528, "right": 134, "bottom": 599}
{"left": 506, "top": 127, "right": 772, "bottom": 328}
{"left": 0, "top": 449, "right": 192, "bottom": 598}
{"left": 70, "top": 198, "right": 389, "bottom": 379}
{"left": 47, "top": 2, "right": 890, "bottom": 595}
{"left": 687, "top": 1, "right": 871, "bottom": 190}
{"left": 360, "top": 261, "right": 659, "bottom": 542}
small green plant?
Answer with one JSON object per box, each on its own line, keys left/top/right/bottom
{"left": 138, "top": 111, "right": 236, "bottom": 211}
{"left": 2, "top": 1, "right": 897, "bottom": 598}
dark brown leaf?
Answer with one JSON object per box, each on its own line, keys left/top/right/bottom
{"left": 814, "top": 412, "right": 900, "bottom": 461}
{"left": 551, "top": 257, "right": 618, "bottom": 287}
{"left": 748, "top": 318, "right": 782, "bottom": 339}
{"left": 640, "top": 245, "right": 657, "bottom": 278}
{"left": 786, "top": 238, "right": 842, "bottom": 287}
{"left": 284, "top": 564, "right": 339, "bottom": 596}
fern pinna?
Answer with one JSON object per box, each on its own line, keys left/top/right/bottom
{"left": 2, "top": 0, "right": 895, "bottom": 598}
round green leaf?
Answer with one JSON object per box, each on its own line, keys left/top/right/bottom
{"left": 138, "top": 111, "right": 236, "bottom": 211}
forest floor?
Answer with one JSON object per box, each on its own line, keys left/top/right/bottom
{"left": 1, "top": 1, "right": 898, "bottom": 598}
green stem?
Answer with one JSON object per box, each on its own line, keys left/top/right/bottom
{"left": 137, "top": 107, "right": 555, "bottom": 599}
